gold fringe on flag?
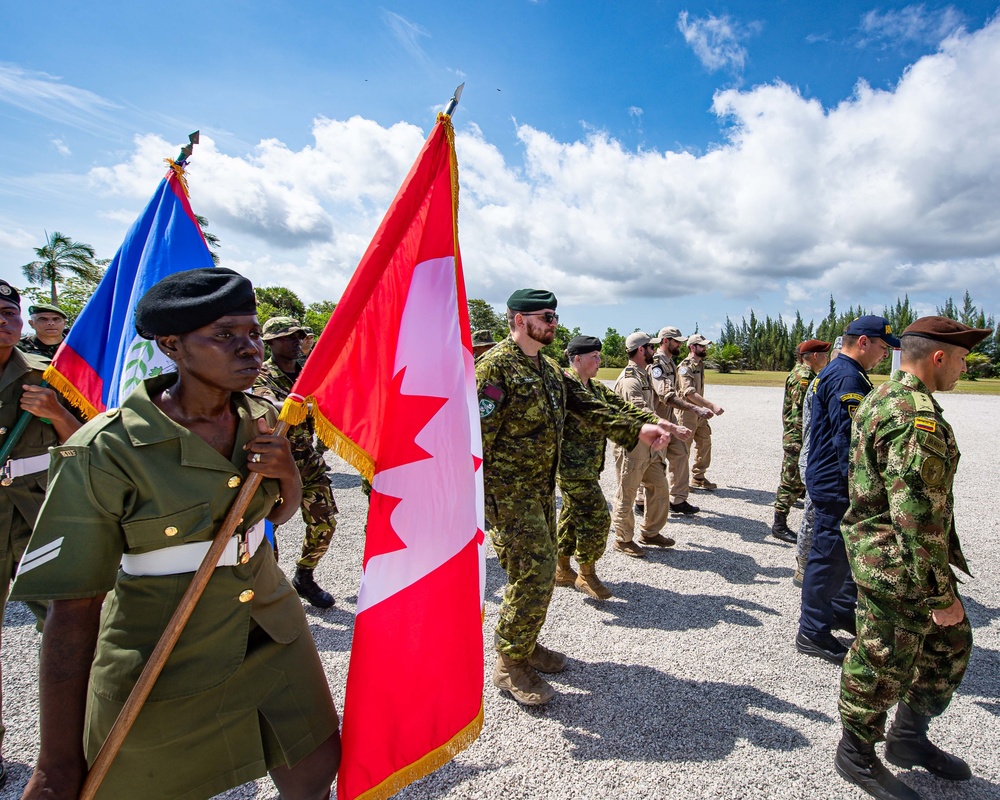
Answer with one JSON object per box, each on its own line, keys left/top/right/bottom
{"left": 42, "top": 364, "right": 100, "bottom": 420}
{"left": 278, "top": 396, "right": 375, "bottom": 482}
{"left": 353, "top": 703, "right": 485, "bottom": 800}
{"left": 163, "top": 158, "right": 190, "bottom": 197}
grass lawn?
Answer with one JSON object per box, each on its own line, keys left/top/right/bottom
{"left": 595, "top": 367, "right": 1000, "bottom": 395}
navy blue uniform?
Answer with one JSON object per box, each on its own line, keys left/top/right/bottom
{"left": 799, "top": 354, "right": 873, "bottom": 640}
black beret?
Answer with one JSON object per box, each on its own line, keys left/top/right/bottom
{"left": 567, "top": 335, "right": 602, "bottom": 356}
{"left": 507, "top": 288, "right": 557, "bottom": 312}
{"left": 0, "top": 280, "right": 20, "bottom": 309}
{"left": 901, "top": 316, "right": 993, "bottom": 353}
{"left": 135, "top": 267, "right": 256, "bottom": 339}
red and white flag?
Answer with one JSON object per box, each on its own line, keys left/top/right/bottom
{"left": 280, "top": 112, "right": 485, "bottom": 800}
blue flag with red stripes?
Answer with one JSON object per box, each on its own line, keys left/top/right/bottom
{"left": 44, "top": 161, "right": 214, "bottom": 418}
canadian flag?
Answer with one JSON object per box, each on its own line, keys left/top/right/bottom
{"left": 280, "top": 113, "right": 485, "bottom": 800}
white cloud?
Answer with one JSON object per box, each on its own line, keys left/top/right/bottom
{"left": 380, "top": 9, "right": 431, "bottom": 64}
{"left": 77, "top": 16, "right": 1000, "bottom": 316}
{"left": 0, "top": 63, "right": 119, "bottom": 132}
{"left": 51, "top": 138, "right": 71, "bottom": 157}
{"left": 858, "top": 4, "right": 966, "bottom": 49}
{"left": 677, "top": 11, "right": 759, "bottom": 73}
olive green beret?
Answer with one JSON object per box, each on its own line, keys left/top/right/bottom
{"left": 135, "top": 267, "right": 256, "bottom": 338}
{"left": 902, "top": 316, "right": 993, "bottom": 352}
{"left": 506, "top": 288, "right": 557, "bottom": 312}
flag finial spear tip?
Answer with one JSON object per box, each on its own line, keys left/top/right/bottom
{"left": 176, "top": 130, "right": 200, "bottom": 164}
{"left": 444, "top": 84, "right": 464, "bottom": 117}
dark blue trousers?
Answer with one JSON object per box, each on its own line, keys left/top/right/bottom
{"left": 798, "top": 499, "right": 857, "bottom": 639}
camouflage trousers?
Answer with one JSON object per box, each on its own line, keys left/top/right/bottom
{"left": 281, "top": 450, "right": 338, "bottom": 569}
{"left": 556, "top": 477, "right": 611, "bottom": 565}
{"left": 839, "top": 591, "right": 973, "bottom": 744}
{"left": 485, "top": 491, "right": 556, "bottom": 661}
{"left": 774, "top": 443, "right": 804, "bottom": 514}
{"left": 795, "top": 490, "right": 816, "bottom": 564}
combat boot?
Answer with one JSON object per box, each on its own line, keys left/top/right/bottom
{"left": 492, "top": 653, "right": 555, "bottom": 705}
{"left": 575, "top": 562, "right": 613, "bottom": 600}
{"left": 526, "top": 642, "right": 567, "bottom": 673}
{"left": 771, "top": 511, "right": 797, "bottom": 543}
{"left": 292, "top": 567, "right": 335, "bottom": 609}
{"left": 835, "top": 729, "right": 922, "bottom": 800}
{"left": 793, "top": 555, "right": 807, "bottom": 587}
{"left": 885, "top": 702, "right": 972, "bottom": 781}
{"left": 555, "top": 556, "right": 578, "bottom": 586}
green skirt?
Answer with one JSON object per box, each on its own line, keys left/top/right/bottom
{"left": 85, "top": 622, "right": 339, "bottom": 800}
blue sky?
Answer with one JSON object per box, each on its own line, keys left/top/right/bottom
{"left": 2, "top": 1, "right": 999, "bottom": 340}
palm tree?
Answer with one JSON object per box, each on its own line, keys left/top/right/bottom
{"left": 21, "top": 231, "right": 102, "bottom": 304}
{"left": 195, "top": 214, "right": 222, "bottom": 266}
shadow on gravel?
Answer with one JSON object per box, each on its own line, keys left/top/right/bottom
{"left": 549, "top": 661, "right": 831, "bottom": 762}
{"left": 396, "top": 761, "right": 498, "bottom": 799}
{"left": 659, "top": 541, "right": 792, "bottom": 585}
{"left": 483, "top": 554, "right": 508, "bottom": 606}
{"left": 708, "top": 485, "right": 777, "bottom": 507}
{"left": 307, "top": 611, "right": 355, "bottom": 653}
{"left": 328, "top": 471, "right": 363, "bottom": 490}
{"left": 964, "top": 595, "right": 1000, "bottom": 627}
{"left": 960, "top": 646, "right": 1000, "bottom": 703}
{"left": 596, "top": 581, "right": 779, "bottom": 630}
{"left": 667, "top": 508, "right": 794, "bottom": 548}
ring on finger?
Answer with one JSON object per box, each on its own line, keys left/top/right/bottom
{"left": 251, "top": 453, "right": 262, "bottom": 463}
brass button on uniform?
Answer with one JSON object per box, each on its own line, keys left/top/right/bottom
{"left": 238, "top": 589, "right": 254, "bottom": 603}
{"left": 228, "top": 476, "right": 241, "bottom": 488}
{"left": 164, "top": 526, "right": 178, "bottom": 537}
{"left": 240, "top": 553, "right": 251, "bottom": 565}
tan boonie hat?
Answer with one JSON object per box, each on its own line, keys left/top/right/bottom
{"left": 625, "top": 331, "right": 659, "bottom": 351}
{"left": 687, "top": 333, "right": 712, "bottom": 347}
{"left": 262, "top": 316, "right": 305, "bottom": 340}
{"left": 658, "top": 326, "right": 685, "bottom": 342}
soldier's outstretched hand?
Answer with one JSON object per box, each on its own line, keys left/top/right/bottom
{"left": 639, "top": 422, "right": 672, "bottom": 451}
{"left": 663, "top": 420, "right": 692, "bottom": 441}
{"left": 695, "top": 407, "right": 714, "bottom": 420}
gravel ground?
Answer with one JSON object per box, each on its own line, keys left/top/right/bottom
{"left": 2, "top": 384, "right": 998, "bottom": 800}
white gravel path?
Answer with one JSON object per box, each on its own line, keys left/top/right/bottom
{"left": 2, "top": 385, "right": 998, "bottom": 800}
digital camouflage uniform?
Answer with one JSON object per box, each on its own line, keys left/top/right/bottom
{"left": 839, "top": 370, "right": 972, "bottom": 744}
{"left": 676, "top": 354, "right": 713, "bottom": 484}
{"left": 774, "top": 362, "right": 813, "bottom": 514}
{"left": 796, "top": 376, "right": 819, "bottom": 564}
{"left": 611, "top": 363, "right": 670, "bottom": 544}
{"left": 253, "top": 359, "right": 337, "bottom": 569}
{"left": 477, "top": 336, "right": 646, "bottom": 660}
{"left": 649, "top": 351, "right": 693, "bottom": 503}
{"left": 16, "top": 334, "right": 60, "bottom": 360}
{"left": 557, "top": 371, "right": 656, "bottom": 564}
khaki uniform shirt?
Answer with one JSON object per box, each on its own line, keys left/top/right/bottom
{"left": 1, "top": 349, "right": 61, "bottom": 562}
{"left": 613, "top": 362, "right": 661, "bottom": 460}
{"left": 648, "top": 352, "right": 683, "bottom": 422}
{"left": 11, "top": 374, "right": 304, "bottom": 703}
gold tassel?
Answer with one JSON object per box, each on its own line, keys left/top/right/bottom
{"left": 163, "top": 158, "right": 190, "bottom": 196}
{"left": 42, "top": 365, "right": 100, "bottom": 420}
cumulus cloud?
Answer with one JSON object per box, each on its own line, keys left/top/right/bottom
{"left": 858, "top": 4, "right": 966, "bottom": 49}
{"left": 677, "top": 11, "right": 759, "bottom": 73}
{"left": 82, "top": 16, "right": 1000, "bottom": 315}
{"left": 0, "top": 63, "right": 119, "bottom": 133}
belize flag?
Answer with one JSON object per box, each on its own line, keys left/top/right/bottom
{"left": 44, "top": 158, "right": 214, "bottom": 418}
{"left": 279, "top": 111, "right": 485, "bottom": 800}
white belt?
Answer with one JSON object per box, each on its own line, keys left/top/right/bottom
{"left": 121, "top": 520, "right": 267, "bottom": 577}
{"left": 1, "top": 454, "right": 50, "bottom": 485}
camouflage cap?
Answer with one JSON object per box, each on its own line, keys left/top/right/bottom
{"left": 657, "top": 326, "right": 685, "bottom": 342}
{"left": 472, "top": 329, "right": 497, "bottom": 347}
{"left": 687, "top": 333, "right": 712, "bottom": 347}
{"left": 262, "top": 316, "right": 305, "bottom": 340}
{"left": 28, "top": 302, "right": 67, "bottom": 318}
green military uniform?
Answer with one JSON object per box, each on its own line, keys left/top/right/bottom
{"left": 16, "top": 334, "right": 60, "bottom": 360}
{"left": 477, "top": 336, "right": 646, "bottom": 660}
{"left": 774, "top": 361, "right": 814, "bottom": 514}
{"left": 10, "top": 375, "right": 338, "bottom": 800}
{"left": 649, "top": 350, "right": 694, "bottom": 503}
{"left": 839, "top": 370, "right": 972, "bottom": 744}
{"left": 611, "top": 363, "right": 670, "bottom": 545}
{"left": 1, "top": 349, "right": 60, "bottom": 754}
{"left": 254, "top": 358, "right": 338, "bottom": 569}
{"left": 557, "top": 371, "right": 656, "bottom": 565}
{"left": 676, "top": 354, "right": 713, "bottom": 484}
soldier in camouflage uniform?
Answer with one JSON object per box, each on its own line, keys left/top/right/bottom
{"left": 477, "top": 289, "right": 673, "bottom": 706}
{"left": 556, "top": 335, "right": 660, "bottom": 599}
{"left": 254, "top": 316, "right": 338, "bottom": 609}
{"left": 833, "top": 317, "right": 991, "bottom": 800}
{"left": 17, "top": 303, "right": 67, "bottom": 360}
{"left": 771, "top": 339, "right": 830, "bottom": 543}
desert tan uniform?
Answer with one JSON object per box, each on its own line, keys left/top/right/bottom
{"left": 611, "top": 363, "right": 669, "bottom": 544}
{"left": 648, "top": 351, "right": 692, "bottom": 503}
{"left": 676, "top": 355, "right": 712, "bottom": 484}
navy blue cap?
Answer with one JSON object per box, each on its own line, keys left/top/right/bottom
{"left": 844, "top": 315, "right": 901, "bottom": 348}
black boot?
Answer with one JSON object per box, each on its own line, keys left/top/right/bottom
{"left": 835, "top": 729, "right": 922, "bottom": 800}
{"left": 771, "top": 510, "right": 797, "bottom": 543}
{"left": 885, "top": 702, "right": 971, "bottom": 781}
{"left": 293, "top": 567, "right": 335, "bottom": 609}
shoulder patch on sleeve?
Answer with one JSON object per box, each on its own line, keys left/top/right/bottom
{"left": 650, "top": 366, "right": 663, "bottom": 380}
{"left": 912, "top": 392, "right": 934, "bottom": 414}
{"left": 799, "top": 378, "right": 810, "bottom": 387}
{"left": 479, "top": 398, "right": 496, "bottom": 418}
{"left": 678, "top": 366, "right": 690, "bottom": 377}
{"left": 920, "top": 456, "right": 945, "bottom": 486}
{"left": 840, "top": 392, "right": 865, "bottom": 405}
{"left": 482, "top": 383, "right": 504, "bottom": 403}
{"left": 914, "top": 417, "right": 937, "bottom": 433}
